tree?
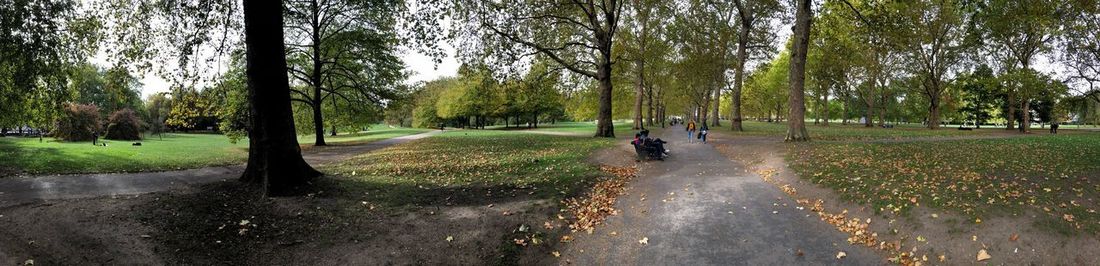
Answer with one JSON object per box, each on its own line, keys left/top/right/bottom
{"left": 239, "top": 0, "right": 321, "bottom": 196}
{"left": 284, "top": 0, "right": 404, "bottom": 145}
{"left": 447, "top": 0, "right": 626, "bottom": 137}
{"left": 958, "top": 65, "right": 1000, "bottom": 128}
{"left": 895, "top": 0, "right": 972, "bottom": 129}
{"left": 977, "top": 0, "right": 1064, "bottom": 132}
{"left": 105, "top": 108, "right": 144, "bottom": 140}
{"left": 621, "top": 0, "right": 673, "bottom": 130}
{"left": 1063, "top": 1, "right": 1100, "bottom": 105}
{"left": 723, "top": 0, "right": 783, "bottom": 131}
{"left": 165, "top": 87, "right": 218, "bottom": 131}
{"left": 785, "top": 0, "right": 811, "bottom": 142}
{"left": 144, "top": 92, "right": 172, "bottom": 138}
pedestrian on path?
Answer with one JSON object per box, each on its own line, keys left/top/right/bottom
{"left": 700, "top": 123, "right": 709, "bottom": 144}
{"left": 686, "top": 119, "right": 697, "bottom": 143}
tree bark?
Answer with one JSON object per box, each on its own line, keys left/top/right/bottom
{"left": 1006, "top": 92, "right": 1016, "bottom": 130}
{"left": 240, "top": 0, "right": 321, "bottom": 196}
{"left": 785, "top": 0, "right": 811, "bottom": 142}
{"left": 595, "top": 61, "right": 615, "bottom": 137}
{"left": 712, "top": 81, "right": 721, "bottom": 127}
{"left": 646, "top": 85, "right": 654, "bottom": 127}
{"left": 308, "top": 0, "right": 326, "bottom": 146}
{"left": 633, "top": 59, "right": 644, "bottom": 130}
{"left": 822, "top": 86, "right": 830, "bottom": 126}
{"left": 730, "top": 23, "right": 749, "bottom": 132}
{"left": 1019, "top": 100, "right": 1031, "bottom": 133}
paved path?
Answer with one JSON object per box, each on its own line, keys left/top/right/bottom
{"left": 562, "top": 126, "right": 883, "bottom": 265}
{"left": 0, "top": 131, "right": 440, "bottom": 207}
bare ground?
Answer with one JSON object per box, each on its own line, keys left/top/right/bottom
{"left": 709, "top": 132, "right": 1100, "bottom": 265}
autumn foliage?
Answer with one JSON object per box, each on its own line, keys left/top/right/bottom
{"left": 53, "top": 103, "right": 102, "bottom": 141}
{"left": 105, "top": 108, "right": 145, "bottom": 140}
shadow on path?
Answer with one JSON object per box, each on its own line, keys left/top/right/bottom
{"left": 561, "top": 126, "right": 883, "bottom": 265}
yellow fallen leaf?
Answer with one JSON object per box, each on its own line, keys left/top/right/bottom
{"left": 552, "top": 251, "right": 561, "bottom": 257}
{"left": 446, "top": 236, "right": 453, "bottom": 242}
{"left": 939, "top": 254, "right": 946, "bottom": 262}
{"left": 836, "top": 251, "right": 847, "bottom": 259}
{"left": 639, "top": 237, "right": 648, "bottom": 245}
{"left": 977, "top": 249, "right": 991, "bottom": 261}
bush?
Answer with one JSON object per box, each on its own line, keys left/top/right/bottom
{"left": 106, "top": 108, "right": 145, "bottom": 140}
{"left": 54, "top": 103, "right": 102, "bottom": 141}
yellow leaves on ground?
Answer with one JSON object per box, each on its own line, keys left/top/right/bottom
{"left": 561, "top": 166, "right": 637, "bottom": 234}
{"left": 976, "top": 249, "right": 991, "bottom": 261}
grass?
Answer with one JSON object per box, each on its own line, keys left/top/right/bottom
{"left": 0, "top": 126, "right": 430, "bottom": 176}
{"left": 322, "top": 129, "right": 617, "bottom": 208}
{"left": 298, "top": 126, "right": 431, "bottom": 145}
{"left": 0, "top": 133, "right": 248, "bottom": 176}
{"left": 787, "top": 133, "right": 1100, "bottom": 233}
{"left": 708, "top": 120, "right": 1065, "bottom": 141}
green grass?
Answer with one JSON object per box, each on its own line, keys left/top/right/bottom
{"left": 788, "top": 133, "right": 1100, "bottom": 233}
{"left": 297, "top": 126, "right": 430, "bottom": 145}
{"left": 0, "top": 133, "right": 248, "bottom": 176}
{"left": 0, "top": 126, "right": 431, "bottom": 176}
{"left": 321, "top": 130, "right": 616, "bottom": 208}
{"left": 488, "top": 120, "right": 636, "bottom": 137}
{"left": 711, "top": 120, "right": 1024, "bottom": 141}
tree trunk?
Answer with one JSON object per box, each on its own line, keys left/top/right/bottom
{"left": 786, "top": 0, "right": 811, "bottom": 142}
{"left": 240, "top": 0, "right": 321, "bottom": 196}
{"left": 308, "top": 0, "right": 326, "bottom": 146}
{"left": 712, "top": 82, "right": 721, "bottom": 127}
{"left": 330, "top": 124, "right": 336, "bottom": 136}
{"left": 646, "top": 85, "right": 654, "bottom": 127}
{"left": 595, "top": 60, "right": 615, "bottom": 137}
{"left": 1019, "top": 100, "right": 1031, "bottom": 133}
{"left": 633, "top": 59, "right": 644, "bottom": 130}
{"left": 928, "top": 98, "right": 942, "bottom": 130}
{"left": 822, "top": 88, "right": 830, "bottom": 126}
{"left": 879, "top": 92, "right": 887, "bottom": 127}
{"left": 1006, "top": 93, "right": 1016, "bottom": 130}
{"left": 730, "top": 25, "right": 749, "bottom": 132}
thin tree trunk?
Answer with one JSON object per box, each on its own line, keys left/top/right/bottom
{"left": 240, "top": 0, "right": 321, "bottom": 196}
{"left": 1006, "top": 92, "right": 1016, "bottom": 130}
{"left": 822, "top": 87, "right": 830, "bottom": 126}
{"left": 786, "top": 0, "right": 811, "bottom": 142}
{"left": 712, "top": 81, "right": 721, "bottom": 127}
{"left": 633, "top": 59, "right": 644, "bottom": 130}
{"left": 646, "top": 85, "right": 654, "bottom": 127}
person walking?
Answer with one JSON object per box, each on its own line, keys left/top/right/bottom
{"left": 1051, "top": 121, "right": 1060, "bottom": 134}
{"left": 686, "top": 119, "right": 697, "bottom": 144}
{"left": 700, "top": 123, "right": 709, "bottom": 144}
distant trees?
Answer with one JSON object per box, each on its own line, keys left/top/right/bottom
{"left": 105, "top": 108, "right": 144, "bottom": 140}
{"left": 403, "top": 62, "right": 567, "bottom": 129}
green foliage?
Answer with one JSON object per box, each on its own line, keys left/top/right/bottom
{"left": 105, "top": 108, "right": 144, "bottom": 140}
{"left": 165, "top": 88, "right": 219, "bottom": 131}
{"left": 144, "top": 92, "right": 172, "bottom": 135}
{"left": 958, "top": 65, "right": 1001, "bottom": 126}
{"left": 53, "top": 103, "right": 102, "bottom": 141}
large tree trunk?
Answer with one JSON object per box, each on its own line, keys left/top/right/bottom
{"left": 785, "top": 0, "right": 811, "bottom": 142}
{"left": 595, "top": 61, "right": 615, "bottom": 137}
{"left": 1019, "top": 100, "right": 1031, "bottom": 133}
{"left": 928, "top": 97, "right": 942, "bottom": 130}
{"left": 730, "top": 25, "right": 749, "bottom": 132}
{"left": 240, "top": 0, "right": 321, "bottom": 196}
{"left": 633, "top": 59, "right": 644, "bottom": 130}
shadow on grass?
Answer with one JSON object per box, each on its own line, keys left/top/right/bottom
{"left": 134, "top": 174, "right": 588, "bottom": 265}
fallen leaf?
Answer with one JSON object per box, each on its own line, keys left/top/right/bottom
{"left": 938, "top": 254, "right": 946, "bottom": 262}
{"left": 639, "top": 237, "right": 648, "bottom": 245}
{"left": 977, "top": 249, "right": 991, "bottom": 261}
{"left": 1009, "top": 233, "right": 1019, "bottom": 241}
{"left": 552, "top": 251, "right": 561, "bottom": 257}
{"left": 836, "top": 251, "right": 847, "bottom": 259}
{"left": 446, "top": 236, "right": 454, "bottom": 242}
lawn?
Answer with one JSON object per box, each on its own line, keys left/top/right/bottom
{"left": 297, "top": 126, "right": 431, "bottom": 145}
{"left": 710, "top": 120, "right": 1038, "bottom": 141}
{"left": 0, "top": 126, "right": 431, "bottom": 177}
{"left": 0, "top": 133, "right": 248, "bottom": 176}
{"left": 322, "top": 129, "right": 617, "bottom": 207}
{"left": 788, "top": 133, "right": 1100, "bottom": 233}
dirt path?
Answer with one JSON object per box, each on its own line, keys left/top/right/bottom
{"left": 0, "top": 131, "right": 440, "bottom": 208}
{"left": 560, "top": 126, "right": 883, "bottom": 265}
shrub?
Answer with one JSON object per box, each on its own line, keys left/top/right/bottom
{"left": 54, "top": 103, "right": 102, "bottom": 141}
{"left": 105, "top": 108, "right": 145, "bottom": 140}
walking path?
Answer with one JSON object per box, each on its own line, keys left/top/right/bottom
{"left": 562, "top": 126, "right": 883, "bottom": 265}
{"left": 0, "top": 131, "right": 440, "bottom": 207}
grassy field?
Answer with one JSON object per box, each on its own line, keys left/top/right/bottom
{"left": 298, "top": 126, "right": 430, "bottom": 145}
{"left": 788, "top": 133, "right": 1100, "bottom": 233}
{"left": 489, "top": 120, "right": 636, "bottom": 137}
{"left": 707, "top": 120, "right": 1069, "bottom": 140}
{"left": 0, "top": 126, "right": 430, "bottom": 176}
{"left": 322, "top": 130, "right": 617, "bottom": 207}
{"left": 0, "top": 133, "right": 249, "bottom": 176}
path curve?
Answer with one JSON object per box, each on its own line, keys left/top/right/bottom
{"left": 0, "top": 131, "right": 440, "bottom": 207}
{"left": 561, "top": 126, "right": 883, "bottom": 265}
